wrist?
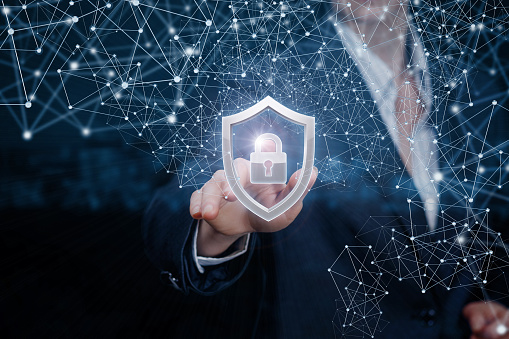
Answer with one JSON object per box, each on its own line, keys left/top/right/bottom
{"left": 196, "top": 219, "right": 247, "bottom": 257}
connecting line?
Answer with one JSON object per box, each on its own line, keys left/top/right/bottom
{"left": 470, "top": 104, "right": 495, "bottom": 200}
{"left": 3, "top": 0, "right": 28, "bottom": 103}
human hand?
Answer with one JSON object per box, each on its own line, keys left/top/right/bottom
{"left": 189, "top": 142, "right": 318, "bottom": 257}
{"left": 463, "top": 301, "right": 509, "bottom": 339}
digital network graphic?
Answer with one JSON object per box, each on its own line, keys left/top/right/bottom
{"left": 2, "top": 0, "right": 509, "bottom": 337}
{"left": 222, "top": 96, "right": 314, "bottom": 221}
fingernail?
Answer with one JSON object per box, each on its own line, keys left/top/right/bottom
{"left": 192, "top": 206, "right": 200, "bottom": 217}
{"left": 203, "top": 205, "right": 213, "bottom": 217}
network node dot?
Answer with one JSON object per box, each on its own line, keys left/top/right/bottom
{"left": 496, "top": 324, "right": 508, "bottom": 336}
{"left": 23, "top": 130, "right": 32, "bottom": 140}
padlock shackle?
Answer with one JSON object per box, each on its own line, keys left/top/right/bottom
{"left": 255, "top": 133, "right": 283, "bottom": 154}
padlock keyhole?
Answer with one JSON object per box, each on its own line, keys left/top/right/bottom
{"left": 264, "top": 160, "right": 273, "bottom": 177}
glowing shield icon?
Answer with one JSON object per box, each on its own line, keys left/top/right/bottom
{"left": 222, "top": 96, "right": 315, "bottom": 221}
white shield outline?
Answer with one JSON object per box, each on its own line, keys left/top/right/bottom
{"left": 222, "top": 96, "right": 315, "bottom": 221}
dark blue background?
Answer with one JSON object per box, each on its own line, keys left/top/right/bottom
{"left": 2, "top": 1, "right": 509, "bottom": 337}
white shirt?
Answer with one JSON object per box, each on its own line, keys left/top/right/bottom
{"left": 193, "top": 21, "right": 440, "bottom": 273}
{"left": 336, "top": 22, "right": 439, "bottom": 231}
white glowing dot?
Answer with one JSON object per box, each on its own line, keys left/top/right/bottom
{"left": 174, "top": 76, "right": 181, "bottom": 83}
{"left": 72, "top": 16, "right": 79, "bottom": 23}
{"left": 167, "top": 115, "right": 177, "bottom": 123}
{"left": 206, "top": 19, "right": 212, "bottom": 26}
{"left": 433, "top": 171, "right": 443, "bottom": 182}
{"left": 23, "top": 130, "right": 32, "bottom": 140}
{"left": 36, "top": 48, "right": 42, "bottom": 54}
{"left": 70, "top": 61, "right": 78, "bottom": 70}
{"left": 131, "top": 0, "right": 139, "bottom": 6}
{"left": 241, "top": 72, "right": 246, "bottom": 77}
{"left": 25, "top": 101, "right": 32, "bottom": 108}
{"left": 173, "top": 35, "right": 179, "bottom": 40}
{"left": 82, "top": 128, "right": 91, "bottom": 137}
{"left": 496, "top": 324, "right": 507, "bottom": 335}
{"left": 8, "top": 28, "right": 14, "bottom": 35}
{"left": 492, "top": 100, "right": 498, "bottom": 105}
{"left": 121, "top": 82, "right": 128, "bottom": 89}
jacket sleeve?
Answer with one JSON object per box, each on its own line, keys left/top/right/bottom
{"left": 142, "top": 179, "right": 257, "bottom": 295}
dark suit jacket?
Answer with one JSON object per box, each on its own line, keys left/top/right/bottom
{"left": 141, "top": 3, "right": 505, "bottom": 338}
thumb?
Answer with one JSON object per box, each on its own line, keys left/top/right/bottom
{"left": 278, "top": 166, "right": 318, "bottom": 203}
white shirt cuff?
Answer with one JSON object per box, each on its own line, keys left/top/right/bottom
{"left": 192, "top": 220, "right": 251, "bottom": 274}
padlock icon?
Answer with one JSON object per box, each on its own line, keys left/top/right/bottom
{"left": 250, "top": 133, "right": 287, "bottom": 184}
